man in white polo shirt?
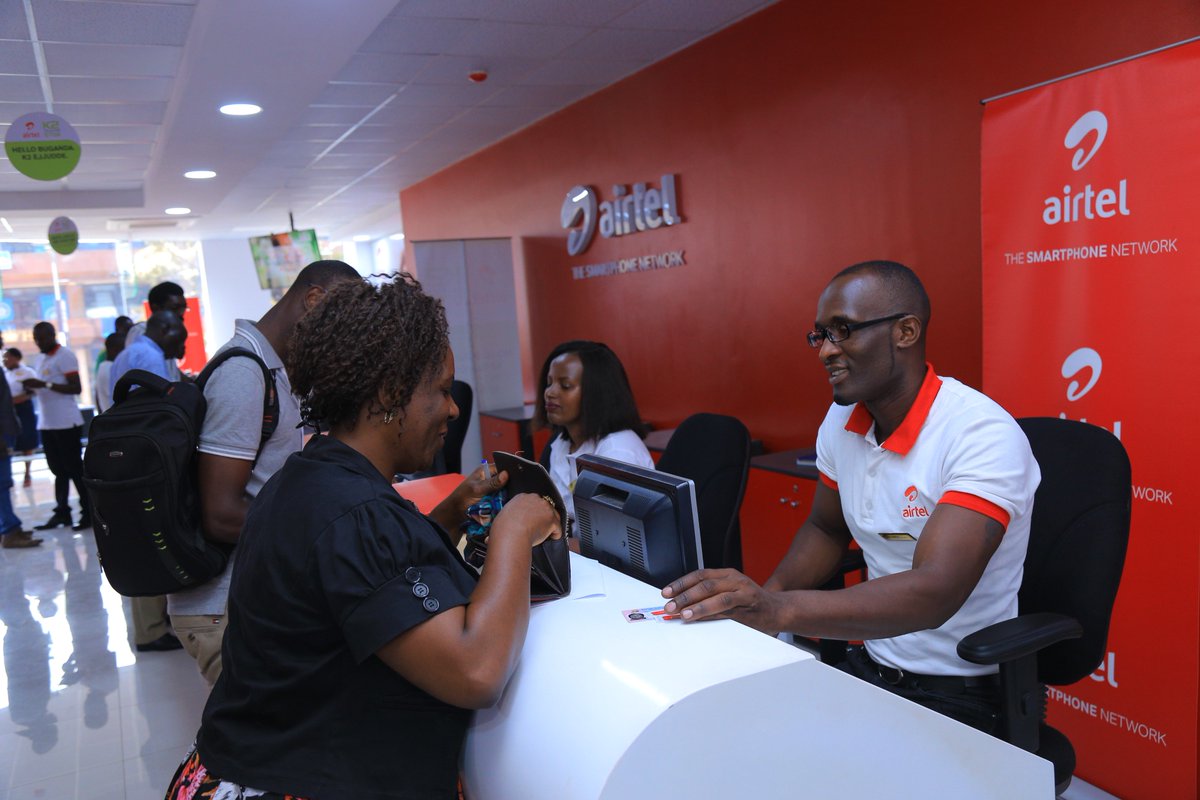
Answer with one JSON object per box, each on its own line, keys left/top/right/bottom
{"left": 23, "top": 321, "right": 91, "bottom": 531}
{"left": 662, "top": 260, "right": 1039, "bottom": 734}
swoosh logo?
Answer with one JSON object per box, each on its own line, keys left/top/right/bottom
{"left": 1062, "top": 347, "right": 1102, "bottom": 401}
{"left": 561, "top": 185, "right": 598, "bottom": 256}
{"left": 1064, "top": 110, "right": 1107, "bottom": 171}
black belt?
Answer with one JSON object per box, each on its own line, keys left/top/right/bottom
{"left": 872, "top": 660, "right": 999, "bottom": 693}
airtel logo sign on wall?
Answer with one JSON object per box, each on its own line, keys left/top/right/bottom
{"left": 560, "top": 174, "right": 683, "bottom": 256}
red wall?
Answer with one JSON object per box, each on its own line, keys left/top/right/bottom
{"left": 400, "top": 0, "right": 1199, "bottom": 453}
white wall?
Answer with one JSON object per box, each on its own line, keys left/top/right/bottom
{"left": 198, "top": 238, "right": 274, "bottom": 357}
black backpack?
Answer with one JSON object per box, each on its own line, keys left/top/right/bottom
{"left": 82, "top": 348, "right": 279, "bottom": 597}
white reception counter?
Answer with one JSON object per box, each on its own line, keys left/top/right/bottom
{"left": 461, "top": 553, "right": 1053, "bottom": 798}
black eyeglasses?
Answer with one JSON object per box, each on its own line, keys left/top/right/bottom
{"left": 806, "top": 313, "right": 911, "bottom": 348}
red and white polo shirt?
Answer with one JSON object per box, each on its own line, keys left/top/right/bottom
{"left": 815, "top": 365, "right": 1040, "bottom": 676}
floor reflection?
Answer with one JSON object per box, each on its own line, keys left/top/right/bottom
{"left": 0, "top": 463, "right": 209, "bottom": 800}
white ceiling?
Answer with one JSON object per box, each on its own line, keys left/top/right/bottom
{"left": 0, "top": 0, "right": 774, "bottom": 243}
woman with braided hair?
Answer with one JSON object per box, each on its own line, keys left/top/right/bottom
{"left": 166, "top": 273, "right": 561, "bottom": 800}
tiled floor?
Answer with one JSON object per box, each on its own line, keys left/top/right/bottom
{"left": 0, "top": 459, "right": 1121, "bottom": 800}
{"left": 0, "top": 461, "right": 207, "bottom": 800}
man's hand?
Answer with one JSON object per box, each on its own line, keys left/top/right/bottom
{"left": 21, "top": 378, "right": 46, "bottom": 390}
{"left": 662, "top": 568, "right": 782, "bottom": 634}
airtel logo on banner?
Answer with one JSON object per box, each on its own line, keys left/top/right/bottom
{"left": 1043, "top": 110, "right": 1130, "bottom": 225}
{"left": 1058, "top": 347, "right": 1122, "bottom": 440}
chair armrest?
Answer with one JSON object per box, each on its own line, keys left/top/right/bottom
{"left": 957, "top": 612, "right": 1082, "bottom": 665}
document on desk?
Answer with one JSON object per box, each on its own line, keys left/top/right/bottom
{"left": 564, "top": 553, "right": 606, "bottom": 599}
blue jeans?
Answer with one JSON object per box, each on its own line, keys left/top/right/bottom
{"left": 0, "top": 450, "right": 22, "bottom": 535}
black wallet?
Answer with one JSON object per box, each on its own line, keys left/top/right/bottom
{"left": 462, "top": 451, "right": 571, "bottom": 601}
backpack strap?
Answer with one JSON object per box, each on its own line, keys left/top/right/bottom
{"left": 112, "top": 369, "right": 172, "bottom": 404}
{"left": 196, "top": 347, "right": 280, "bottom": 468}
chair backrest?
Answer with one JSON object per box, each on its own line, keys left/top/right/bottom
{"left": 1016, "top": 417, "right": 1131, "bottom": 686}
{"left": 654, "top": 413, "right": 752, "bottom": 571}
{"left": 441, "top": 380, "right": 473, "bottom": 475}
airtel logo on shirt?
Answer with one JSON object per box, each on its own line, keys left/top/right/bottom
{"left": 901, "top": 486, "right": 930, "bottom": 518}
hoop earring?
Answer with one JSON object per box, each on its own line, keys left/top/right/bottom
{"left": 382, "top": 409, "right": 395, "bottom": 425}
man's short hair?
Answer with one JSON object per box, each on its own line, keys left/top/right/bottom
{"left": 145, "top": 310, "right": 182, "bottom": 335}
{"left": 4, "top": 347, "right": 21, "bottom": 360}
{"left": 289, "top": 260, "right": 360, "bottom": 293}
{"left": 33, "top": 321, "right": 55, "bottom": 335}
{"left": 835, "top": 260, "right": 931, "bottom": 326}
{"left": 147, "top": 282, "right": 185, "bottom": 310}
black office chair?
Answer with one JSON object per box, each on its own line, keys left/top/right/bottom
{"left": 957, "top": 417, "right": 1130, "bottom": 795}
{"left": 440, "top": 380, "right": 473, "bottom": 475}
{"left": 654, "top": 413, "right": 752, "bottom": 570}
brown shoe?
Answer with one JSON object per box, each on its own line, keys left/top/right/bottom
{"left": 2, "top": 531, "right": 43, "bottom": 548}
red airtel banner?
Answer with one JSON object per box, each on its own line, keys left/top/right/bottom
{"left": 982, "top": 41, "right": 1200, "bottom": 799}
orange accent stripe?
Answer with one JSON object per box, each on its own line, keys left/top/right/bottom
{"left": 939, "top": 491, "right": 1010, "bottom": 528}
{"left": 880, "top": 363, "right": 942, "bottom": 455}
{"left": 844, "top": 403, "right": 874, "bottom": 435}
{"left": 818, "top": 472, "right": 838, "bottom": 490}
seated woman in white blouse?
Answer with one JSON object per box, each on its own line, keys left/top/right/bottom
{"left": 534, "top": 340, "right": 655, "bottom": 525}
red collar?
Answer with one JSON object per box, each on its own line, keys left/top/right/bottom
{"left": 45, "top": 344, "right": 61, "bottom": 356}
{"left": 844, "top": 363, "right": 942, "bottom": 455}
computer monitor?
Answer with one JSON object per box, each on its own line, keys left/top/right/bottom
{"left": 573, "top": 454, "right": 703, "bottom": 587}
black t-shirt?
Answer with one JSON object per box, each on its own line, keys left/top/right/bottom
{"left": 197, "top": 435, "right": 479, "bottom": 800}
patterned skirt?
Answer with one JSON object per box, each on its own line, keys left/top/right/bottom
{"left": 164, "top": 746, "right": 311, "bottom": 800}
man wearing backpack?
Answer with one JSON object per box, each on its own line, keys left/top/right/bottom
{"left": 169, "top": 260, "right": 361, "bottom": 685}
{"left": 108, "top": 310, "right": 187, "bottom": 395}
{"left": 106, "top": 309, "right": 189, "bottom": 654}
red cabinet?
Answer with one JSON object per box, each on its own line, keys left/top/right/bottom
{"left": 739, "top": 465, "right": 817, "bottom": 583}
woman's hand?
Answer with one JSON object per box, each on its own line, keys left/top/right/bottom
{"left": 493, "top": 493, "right": 562, "bottom": 548}
{"left": 429, "top": 464, "right": 507, "bottom": 538}
{"left": 455, "top": 462, "right": 507, "bottom": 508}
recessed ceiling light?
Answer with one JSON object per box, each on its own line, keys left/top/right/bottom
{"left": 389, "top": 232, "right": 405, "bottom": 241}
{"left": 219, "top": 103, "right": 262, "bottom": 116}
{"left": 184, "top": 170, "right": 217, "bottom": 180}
{"left": 352, "top": 234, "right": 372, "bottom": 242}
{"left": 165, "top": 207, "right": 191, "bottom": 215}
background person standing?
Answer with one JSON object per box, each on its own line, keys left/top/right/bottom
{"left": 23, "top": 322, "right": 89, "bottom": 532}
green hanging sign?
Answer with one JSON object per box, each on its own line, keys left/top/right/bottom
{"left": 4, "top": 112, "right": 82, "bottom": 181}
{"left": 48, "top": 216, "right": 79, "bottom": 255}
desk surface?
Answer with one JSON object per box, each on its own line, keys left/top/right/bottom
{"left": 392, "top": 473, "right": 465, "bottom": 513}
{"left": 463, "top": 554, "right": 1052, "bottom": 799}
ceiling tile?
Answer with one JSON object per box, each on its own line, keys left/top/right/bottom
{"left": 0, "top": 75, "right": 45, "bottom": 104}
{"left": 521, "top": 57, "right": 646, "bottom": 86}
{"left": 367, "top": 104, "right": 461, "bottom": 126}
{"left": 84, "top": 142, "right": 154, "bottom": 158}
{"left": 480, "top": 83, "right": 591, "bottom": 108}
{"left": 0, "top": 0, "right": 29, "bottom": 39}
{"left": 609, "top": 0, "right": 774, "bottom": 32}
{"left": 32, "top": 0, "right": 193, "bottom": 46}
{"left": 389, "top": 82, "right": 498, "bottom": 107}
{"left": 0, "top": 40, "right": 38, "bottom": 73}
{"left": 411, "top": 54, "right": 542, "bottom": 86}
{"left": 334, "top": 52, "right": 432, "bottom": 83}
{"left": 446, "top": 20, "right": 590, "bottom": 59}
{"left": 300, "top": 106, "right": 377, "bottom": 126}
{"left": 42, "top": 42, "right": 183, "bottom": 77}
{"left": 73, "top": 124, "right": 159, "bottom": 143}
{"left": 49, "top": 101, "right": 166, "bottom": 125}
{"left": 565, "top": 26, "right": 697, "bottom": 61}
{"left": 358, "top": 16, "right": 476, "bottom": 55}
{"left": 51, "top": 76, "right": 172, "bottom": 103}
{"left": 398, "top": 0, "right": 640, "bottom": 27}
{"left": 314, "top": 82, "right": 399, "bottom": 107}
